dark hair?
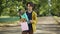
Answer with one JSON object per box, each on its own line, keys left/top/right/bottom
{"left": 18, "top": 9, "right": 25, "bottom": 15}
{"left": 19, "top": 9, "right": 21, "bottom": 12}
{"left": 26, "top": 2, "right": 34, "bottom": 7}
{"left": 18, "top": 9, "right": 23, "bottom": 19}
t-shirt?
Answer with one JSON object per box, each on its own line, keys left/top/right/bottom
{"left": 26, "top": 11, "right": 33, "bottom": 31}
{"left": 26, "top": 12, "right": 32, "bottom": 20}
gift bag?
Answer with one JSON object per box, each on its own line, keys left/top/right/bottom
{"left": 20, "top": 22, "right": 29, "bottom": 31}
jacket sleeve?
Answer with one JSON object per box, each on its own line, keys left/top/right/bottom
{"left": 32, "top": 12, "right": 37, "bottom": 24}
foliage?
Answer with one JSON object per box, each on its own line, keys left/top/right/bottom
{"left": 0, "top": 0, "right": 60, "bottom": 17}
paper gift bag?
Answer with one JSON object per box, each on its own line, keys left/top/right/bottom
{"left": 20, "top": 22, "right": 29, "bottom": 31}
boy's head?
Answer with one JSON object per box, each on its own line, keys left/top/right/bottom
{"left": 26, "top": 2, "right": 34, "bottom": 11}
{"left": 19, "top": 9, "right": 25, "bottom": 15}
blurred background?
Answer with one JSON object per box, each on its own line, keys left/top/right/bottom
{"left": 0, "top": 0, "right": 60, "bottom": 17}
{"left": 0, "top": 0, "right": 60, "bottom": 34}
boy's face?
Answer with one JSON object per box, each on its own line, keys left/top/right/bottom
{"left": 20, "top": 10, "right": 24, "bottom": 15}
{"left": 20, "top": 10, "right": 23, "bottom": 13}
{"left": 27, "top": 4, "right": 33, "bottom": 11}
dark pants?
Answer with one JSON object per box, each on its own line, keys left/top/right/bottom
{"left": 22, "top": 23, "right": 33, "bottom": 34}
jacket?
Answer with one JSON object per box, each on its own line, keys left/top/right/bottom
{"left": 32, "top": 11, "right": 37, "bottom": 32}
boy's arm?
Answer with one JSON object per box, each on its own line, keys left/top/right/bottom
{"left": 32, "top": 13, "right": 37, "bottom": 24}
{"left": 30, "top": 12, "right": 37, "bottom": 24}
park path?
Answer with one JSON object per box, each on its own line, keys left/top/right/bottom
{"left": 0, "top": 17, "right": 60, "bottom": 34}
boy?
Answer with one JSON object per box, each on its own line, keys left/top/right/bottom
{"left": 19, "top": 9, "right": 29, "bottom": 22}
{"left": 22, "top": 2, "right": 37, "bottom": 34}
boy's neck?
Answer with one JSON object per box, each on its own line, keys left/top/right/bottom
{"left": 28, "top": 10, "right": 32, "bottom": 13}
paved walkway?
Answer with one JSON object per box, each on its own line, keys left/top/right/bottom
{"left": 0, "top": 17, "right": 60, "bottom": 34}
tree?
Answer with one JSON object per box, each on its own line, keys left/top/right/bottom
{"left": 0, "top": 0, "right": 60, "bottom": 17}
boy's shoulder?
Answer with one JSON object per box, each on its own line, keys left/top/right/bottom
{"left": 32, "top": 11, "right": 37, "bottom": 15}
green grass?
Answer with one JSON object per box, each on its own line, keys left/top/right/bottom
{"left": 0, "top": 16, "right": 20, "bottom": 23}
